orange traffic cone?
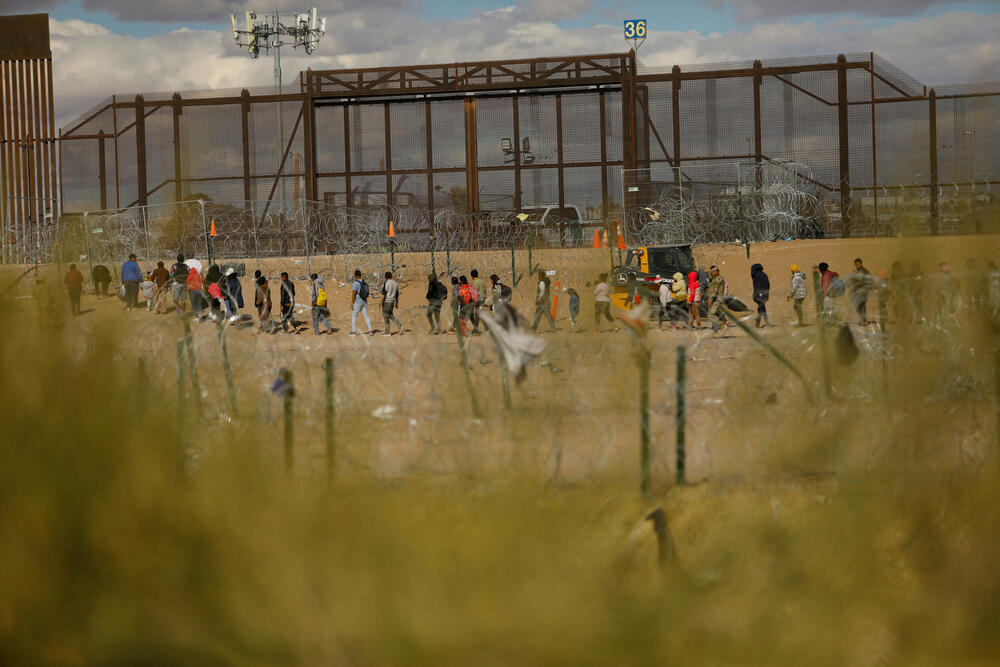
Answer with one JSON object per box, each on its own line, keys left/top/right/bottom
{"left": 616, "top": 222, "right": 627, "bottom": 251}
{"left": 551, "top": 280, "right": 560, "bottom": 320}
{"left": 209, "top": 219, "right": 217, "bottom": 237}
{"left": 602, "top": 229, "right": 609, "bottom": 248}
{"left": 592, "top": 228, "right": 601, "bottom": 248}
{"left": 388, "top": 220, "right": 396, "bottom": 238}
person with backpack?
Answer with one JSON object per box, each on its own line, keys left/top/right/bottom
{"left": 490, "top": 274, "right": 512, "bottom": 310}
{"left": 278, "top": 272, "right": 297, "bottom": 332}
{"left": 426, "top": 273, "right": 447, "bottom": 334}
{"left": 350, "top": 269, "right": 373, "bottom": 336}
{"left": 310, "top": 274, "right": 334, "bottom": 335}
{"left": 92, "top": 264, "right": 111, "bottom": 299}
{"left": 704, "top": 265, "right": 729, "bottom": 336}
{"left": 787, "top": 264, "right": 807, "bottom": 326}
{"left": 750, "top": 263, "right": 770, "bottom": 328}
{"left": 171, "top": 254, "right": 189, "bottom": 314}
{"left": 470, "top": 269, "right": 487, "bottom": 334}
{"left": 531, "top": 270, "right": 557, "bottom": 332}
{"left": 458, "top": 276, "right": 475, "bottom": 336}
{"left": 381, "top": 271, "right": 404, "bottom": 336}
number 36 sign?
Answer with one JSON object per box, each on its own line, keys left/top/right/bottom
{"left": 623, "top": 19, "right": 647, "bottom": 39}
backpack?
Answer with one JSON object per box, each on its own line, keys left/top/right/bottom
{"left": 316, "top": 285, "right": 328, "bottom": 307}
{"left": 173, "top": 262, "right": 188, "bottom": 284}
{"left": 828, "top": 277, "right": 846, "bottom": 297}
{"left": 500, "top": 284, "right": 512, "bottom": 300}
{"left": 434, "top": 281, "right": 448, "bottom": 300}
{"left": 358, "top": 280, "right": 370, "bottom": 301}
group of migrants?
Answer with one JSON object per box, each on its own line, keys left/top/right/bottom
{"left": 63, "top": 252, "right": 1000, "bottom": 336}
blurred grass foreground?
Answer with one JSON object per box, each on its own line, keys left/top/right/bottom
{"left": 2, "top": 272, "right": 1000, "bottom": 666}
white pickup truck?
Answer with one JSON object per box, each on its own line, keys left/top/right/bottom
{"left": 515, "top": 204, "right": 591, "bottom": 247}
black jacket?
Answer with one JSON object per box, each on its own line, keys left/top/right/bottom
{"left": 426, "top": 279, "right": 447, "bottom": 301}
{"left": 280, "top": 280, "right": 295, "bottom": 307}
{"left": 751, "top": 263, "right": 770, "bottom": 301}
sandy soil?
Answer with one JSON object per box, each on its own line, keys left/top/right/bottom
{"left": 10, "top": 234, "right": 998, "bottom": 484}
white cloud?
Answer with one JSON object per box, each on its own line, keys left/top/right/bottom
{"left": 708, "top": 0, "right": 970, "bottom": 20}
{"left": 50, "top": 10, "right": 999, "bottom": 129}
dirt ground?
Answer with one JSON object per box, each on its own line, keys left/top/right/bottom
{"left": 11, "top": 234, "right": 999, "bottom": 484}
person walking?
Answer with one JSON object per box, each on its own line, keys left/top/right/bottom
{"left": 818, "top": 262, "right": 843, "bottom": 322}
{"left": 704, "top": 265, "right": 729, "bottom": 336}
{"left": 310, "top": 274, "right": 334, "bottom": 335}
{"left": 171, "top": 254, "right": 189, "bottom": 314}
{"left": 908, "top": 260, "right": 926, "bottom": 324}
{"left": 448, "top": 276, "right": 461, "bottom": 334}
{"left": 278, "top": 272, "right": 297, "bottom": 332}
{"left": 670, "top": 272, "right": 688, "bottom": 328}
{"left": 471, "top": 269, "right": 487, "bottom": 334}
{"left": 121, "top": 253, "right": 142, "bottom": 311}
{"left": 425, "top": 273, "right": 447, "bottom": 334}
{"left": 750, "top": 263, "right": 770, "bottom": 328}
{"left": 593, "top": 272, "right": 616, "bottom": 332}
{"left": 458, "top": 276, "right": 475, "bottom": 336}
{"left": 140, "top": 273, "right": 155, "bottom": 311}
{"left": 225, "top": 268, "right": 244, "bottom": 322}
{"left": 566, "top": 288, "right": 581, "bottom": 332}
{"left": 151, "top": 261, "right": 170, "bottom": 314}
{"left": 936, "top": 262, "right": 959, "bottom": 324}
{"left": 687, "top": 270, "right": 702, "bottom": 328}
{"left": 92, "top": 264, "right": 111, "bottom": 299}
{"left": 490, "top": 274, "right": 511, "bottom": 310}
{"left": 350, "top": 269, "right": 374, "bottom": 336}
{"left": 64, "top": 263, "right": 84, "bottom": 316}
{"left": 965, "top": 258, "right": 984, "bottom": 313}
{"left": 787, "top": 264, "right": 807, "bottom": 326}
{"left": 531, "top": 270, "right": 557, "bottom": 332}
{"left": 890, "top": 260, "right": 907, "bottom": 323}
{"left": 381, "top": 271, "right": 404, "bottom": 336}
{"left": 188, "top": 266, "right": 205, "bottom": 320}
{"left": 851, "top": 257, "right": 872, "bottom": 325}
{"left": 255, "top": 274, "right": 273, "bottom": 332}
{"left": 876, "top": 269, "right": 890, "bottom": 332}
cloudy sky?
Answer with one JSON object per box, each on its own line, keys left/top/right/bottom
{"left": 3, "top": 0, "right": 998, "bottom": 128}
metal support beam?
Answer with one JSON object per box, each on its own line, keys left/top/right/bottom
{"left": 304, "top": 95, "right": 317, "bottom": 203}
{"left": 836, "top": 55, "right": 851, "bottom": 237}
{"left": 463, "top": 97, "right": 479, "bottom": 214}
{"left": 172, "top": 93, "right": 182, "bottom": 204}
{"left": 383, "top": 103, "right": 392, "bottom": 205}
{"left": 929, "top": 88, "right": 939, "bottom": 235}
{"left": 135, "top": 94, "right": 148, "bottom": 208}
{"left": 425, "top": 101, "right": 434, "bottom": 214}
{"left": 512, "top": 96, "right": 521, "bottom": 211}
{"left": 753, "top": 60, "right": 763, "bottom": 192}
{"left": 672, "top": 65, "right": 682, "bottom": 194}
{"left": 556, "top": 94, "right": 564, "bottom": 208}
{"left": 98, "top": 130, "right": 107, "bottom": 211}
{"left": 241, "top": 90, "right": 252, "bottom": 205}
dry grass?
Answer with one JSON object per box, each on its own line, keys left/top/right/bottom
{"left": 1, "top": 235, "right": 999, "bottom": 664}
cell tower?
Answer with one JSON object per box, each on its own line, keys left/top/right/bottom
{"left": 231, "top": 9, "right": 326, "bottom": 209}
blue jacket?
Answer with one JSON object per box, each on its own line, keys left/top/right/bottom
{"left": 122, "top": 260, "right": 142, "bottom": 282}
